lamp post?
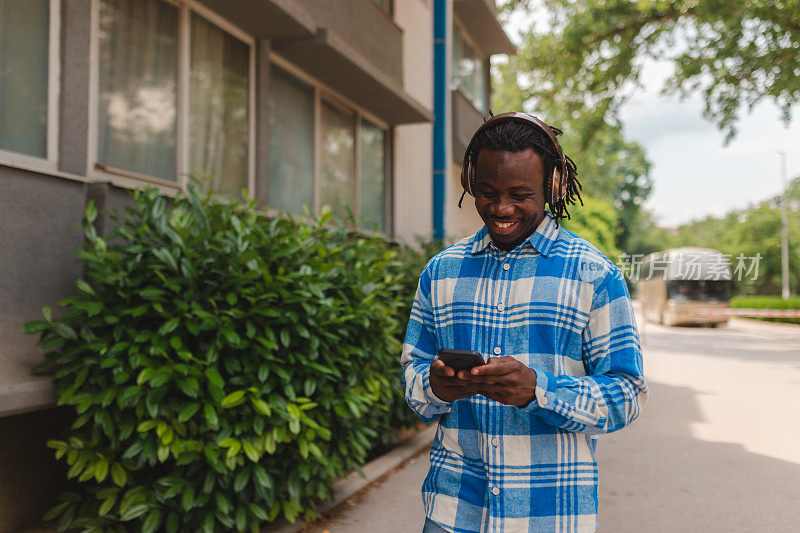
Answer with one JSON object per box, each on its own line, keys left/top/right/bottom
{"left": 778, "top": 150, "right": 790, "bottom": 299}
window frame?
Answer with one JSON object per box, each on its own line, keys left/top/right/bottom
{"left": 0, "top": 0, "right": 61, "bottom": 173}
{"left": 269, "top": 53, "right": 393, "bottom": 237}
{"left": 86, "top": 0, "right": 256, "bottom": 197}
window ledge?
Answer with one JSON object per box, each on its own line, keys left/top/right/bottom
{"left": 0, "top": 375, "right": 55, "bottom": 418}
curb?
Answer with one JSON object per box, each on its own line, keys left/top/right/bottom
{"left": 263, "top": 424, "right": 436, "bottom": 533}
{"left": 728, "top": 317, "right": 800, "bottom": 343}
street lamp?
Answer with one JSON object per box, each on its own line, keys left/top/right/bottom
{"left": 778, "top": 150, "right": 790, "bottom": 299}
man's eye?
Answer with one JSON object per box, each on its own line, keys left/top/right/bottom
{"left": 512, "top": 194, "right": 533, "bottom": 201}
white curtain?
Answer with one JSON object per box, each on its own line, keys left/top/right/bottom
{"left": 268, "top": 65, "right": 315, "bottom": 214}
{"left": 189, "top": 14, "right": 249, "bottom": 198}
{"left": 359, "top": 118, "right": 386, "bottom": 232}
{"left": 320, "top": 100, "right": 355, "bottom": 224}
{"left": 0, "top": 0, "right": 49, "bottom": 157}
{"left": 97, "top": 0, "right": 179, "bottom": 181}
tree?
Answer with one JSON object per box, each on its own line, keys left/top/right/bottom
{"left": 493, "top": 34, "right": 653, "bottom": 254}
{"left": 664, "top": 176, "right": 800, "bottom": 295}
{"left": 498, "top": 0, "right": 800, "bottom": 143}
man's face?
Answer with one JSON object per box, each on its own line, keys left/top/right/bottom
{"left": 474, "top": 148, "right": 546, "bottom": 251}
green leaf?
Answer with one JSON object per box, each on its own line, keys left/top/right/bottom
{"left": 111, "top": 463, "right": 127, "bottom": 487}
{"left": 178, "top": 377, "right": 200, "bottom": 398}
{"left": 222, "top": 328, "right": 241, "bottom": 346}
{"left": 22, "top": 321, "right": 49, "bottom": 334}
{"left": 98, "top": 493, "right": 117, "bottom": 516}
{"left": 251, "top": 397, "right": 271, "bottom": 417}
{"left": 94, "top": 459, "right": 109, "bottom": 482}
{"left": 142, "top": 509, "right": 162, "bottom": 533}
{"left": 159, "top": 317, "right": 180, "bottom": 336}
{"left": 233, "top": 467, "right": 250, "bottom": 492}
{"left": 242, "top": 441, "right": 259, "bottom": 462}
{"left": 120, "top": 502, "right": 150, "bottom": 521}
{"left": 215, "top": 492, "right": 231, "bottom": 515}
{"left": 76, "top": 279, "right": 95, "bottom": 295}
{"left": 42, "top": 501, "right": 70, "bottom": 522}
{"left": 52, "top": 321, "right": 77, "bottom": 340}
{"left": 181, "top": 486, "right": 195, "bottom": 511}
{"left": 205, "top": 369, "right": 224, "bottom": 389}
{"left": 221, "top": 390, "right": 246, "bottom": 408}
{"left": 178, "top": 402, "right": 200, "bottom": 422}
{"left": 279, "top": 329, "right": 290, "bottom": 347}
{"left": 42, "top": 305, "right": 52, "bottom": 322}
{"left": 204, "top": 404, "right": 219, "bottom": 428}
{"left": 235, "top": 505, "right": 247, "bottom": 531}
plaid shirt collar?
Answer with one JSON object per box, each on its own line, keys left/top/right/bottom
{"left": 470, "top": 211, "right": 560, "bottom": 257}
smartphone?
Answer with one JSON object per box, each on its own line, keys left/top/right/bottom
{"left": 437, "top": 349, "right": 486, "bottom": 371}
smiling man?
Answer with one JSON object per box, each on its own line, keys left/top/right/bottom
{"left": 401, "top": 113, "right": 648, "bottom": 533}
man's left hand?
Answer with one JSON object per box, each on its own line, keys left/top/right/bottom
{"left": 456, "top": 356, "right": 538, "bottom": 408}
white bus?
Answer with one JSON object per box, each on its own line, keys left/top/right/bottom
{"left": 638, "top": 247, "right": 732, "bottom": 327}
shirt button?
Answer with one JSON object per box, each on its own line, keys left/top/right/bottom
{"left": 491, "top": 437, "right": 500, "bottom": 446}
{"left": 540, "top": 396, "right": 548, "bottom": 406}
{"left": 493, "top": 347, "right": 501, "bottom": 355}
{"left": 497, "top": 303, "right": 505, "bottom": 311}
{"left": 502, "top": 263, "right": 510, "bottom": 271}
{"left": 492, "top": 487, "right": 500, "bottom": 496}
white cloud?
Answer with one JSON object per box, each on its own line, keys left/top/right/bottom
{"left": 619, "top": 59, "right": 800, "bottom": 227}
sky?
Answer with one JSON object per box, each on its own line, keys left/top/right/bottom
{"left": 619, "top": 58, "right": 800, "bottom": 228}
{"left": 500, "top": 12, "right": 800, "bottom": 229}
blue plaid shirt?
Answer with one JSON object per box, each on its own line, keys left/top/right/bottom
{"left": 401, "top": 213, "right": 647, "bottom": 533}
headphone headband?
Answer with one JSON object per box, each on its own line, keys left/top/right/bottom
{"left": 460, "top": 112, "right": 568, "bottom": 206}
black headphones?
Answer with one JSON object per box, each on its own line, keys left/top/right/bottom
{"left": 460, "top": 112, "right": 568, "bottom": 207}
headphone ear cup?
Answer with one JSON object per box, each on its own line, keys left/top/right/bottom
{"left": 550, "top": 166, "right": 564, "bottom": 206}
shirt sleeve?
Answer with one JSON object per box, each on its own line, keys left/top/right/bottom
{"left": 400, "top": 267, "right": 452, "bottom": 423}
{"left": 523, "top": 268, "right": 648, "bottom": 434}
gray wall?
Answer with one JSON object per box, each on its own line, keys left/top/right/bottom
{"left": 0, "top": 167, "right": 86, "bottom": 415}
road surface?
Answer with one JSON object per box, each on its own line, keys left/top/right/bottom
{"left": 303, "top": 321, "right": 800, "bottom": 532}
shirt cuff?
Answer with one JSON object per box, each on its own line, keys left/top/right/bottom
{"left": 521, "top": 368, "right": 557, "bottom": 413}
{"left": 422, "top": 364, "right": 452, "bottom": 406}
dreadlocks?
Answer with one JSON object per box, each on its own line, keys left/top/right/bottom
{"left": 459, "top": 119, "right": 582, "bottom": 223}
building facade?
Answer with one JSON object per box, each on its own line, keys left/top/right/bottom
{"left": 0, "top": 0, "right": 512, "bottom": 527}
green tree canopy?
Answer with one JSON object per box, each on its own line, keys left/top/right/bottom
{"left": 499, "top": 0, "right": 800, "bottom": 143}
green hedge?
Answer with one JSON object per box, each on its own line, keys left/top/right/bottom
{"left": 26, "top": 185, "right": 437, "bottom": 532}
{"left": 729, "top": 295, "right": 800, "bottom": 325}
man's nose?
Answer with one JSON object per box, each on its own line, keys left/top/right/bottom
{"left": 490, "top": 198, "right": 514, "bottom": 216}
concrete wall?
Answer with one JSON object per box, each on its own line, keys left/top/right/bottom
{"left": 446, "top": 161, "right": 483, "bottom": 242}
{"left": 0, "top": 167, "right": 86, "bottom": 415}
{"left": 393, "top": 0, "right": 434, "bottom": 244}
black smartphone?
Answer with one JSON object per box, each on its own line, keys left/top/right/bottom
{"left": 437, "top": 349, "right": 486, "bottom": 371}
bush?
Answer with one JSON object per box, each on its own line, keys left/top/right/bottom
{"left": 729, "top": 295, "right": 800, "bottom": 325}
{"left": 26, "top": 185, "right": 437, "bottom": 532}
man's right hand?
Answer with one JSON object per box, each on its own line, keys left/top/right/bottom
{"left": 430, "top": 359, "right": 475, "bottom": 402}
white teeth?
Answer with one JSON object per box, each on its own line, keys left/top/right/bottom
{"left": 496, "top": 221, "right": 516, "bottom": 229}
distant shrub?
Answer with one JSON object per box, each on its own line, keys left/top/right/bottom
{"left": 26, "top": 184, "right": 438, "bottom": 532}
{"left": 730, "top": 295, "right": 800, "bottom": 325}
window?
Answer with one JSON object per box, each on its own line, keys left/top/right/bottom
{"left": 189, "top": 13, "right": 250, "bottom": 198}
{"left": 359, "top": 118, "right": 386, "bottom": 232}
{"left": 97, "top": 0, "right": 178, "bottom": 181}
{"left": 0, "top": 0, "right": 52, "bottom": 159}
{"left": 267, "top": 60, "right": 391, "bottom": 234}
{"left": 320, "top": 100, "right": 356, "bottom": 223}
{"left": 268, "top": 65, "right": 314, "bottom": 214}
{"left": 451, "top": 22, "right": 487, "bottom": 112}
{"left": 95, "top": 0, "right": 252, "bottom": 194}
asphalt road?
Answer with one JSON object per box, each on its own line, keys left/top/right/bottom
{"left": 304, "top": 321, "right": 800, "bottom": 532}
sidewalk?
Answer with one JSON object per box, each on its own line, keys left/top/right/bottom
{"left": 266, "top": 425, "right": 436, "bottom": 533}
{"left": 296, "top": 443, "right": 430, "bottom": 533}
